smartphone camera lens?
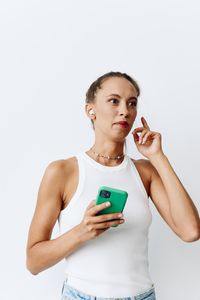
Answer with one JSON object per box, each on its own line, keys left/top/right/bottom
{"left": 100, "top": 190, "right": 111, "bottom": 198}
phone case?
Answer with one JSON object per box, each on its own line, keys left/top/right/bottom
{"left": 95, "top": 186, "right": 128, "bottom": 227}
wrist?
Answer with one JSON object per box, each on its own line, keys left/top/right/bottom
{"left": 149, "top": 151, "right": 166, "bottom": 164}
{"left": 73, "top": 224, "right": 87, "bottom": 245}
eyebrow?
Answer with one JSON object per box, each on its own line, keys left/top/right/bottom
{"left": 107, "top": 93, "right": 138, "bottom": 101}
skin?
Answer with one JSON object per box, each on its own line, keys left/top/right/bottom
{"left": 86, "top": 76, "right": 138, "bottom": 161}
{"left": 26, "top": 76, "right": 200, "bottom": 275}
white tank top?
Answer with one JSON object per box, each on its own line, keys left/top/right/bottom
{"left": 58, "top": 151, "right": 154, "bottom": 297}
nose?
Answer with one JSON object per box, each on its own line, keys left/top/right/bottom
{"left": 119, "top": 103, "right": 129, "bottom": 117}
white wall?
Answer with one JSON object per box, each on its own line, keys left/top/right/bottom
{"left": 0, "top": 1, "right": 200, "bottom": 299}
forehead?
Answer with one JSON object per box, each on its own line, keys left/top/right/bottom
{"left": 97, "top": 77, "right": 137, "bottom": 98}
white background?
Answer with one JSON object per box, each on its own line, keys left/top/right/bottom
{"left": 0, "top": 1, "right": 200, "bottom": 299}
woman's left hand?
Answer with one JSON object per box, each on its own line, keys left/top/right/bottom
{"left": 132, "top": 117, "right": 164, "bottom": 160}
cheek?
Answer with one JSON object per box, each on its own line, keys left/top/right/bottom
{"left": 130, "top": 109, "right": 137, "bottom": 122}
{"left": 99, "top": 106, "right": 116, "bottom": 117}
{"left": 132, "top": 108, "right": 137, "bottom": 117}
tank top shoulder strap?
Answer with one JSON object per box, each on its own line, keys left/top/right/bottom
{"left": 126, "top": 156, "right": 149, "bottom": 199}
{"left": 68, "top": 152, "right": 86, "bottom": 204}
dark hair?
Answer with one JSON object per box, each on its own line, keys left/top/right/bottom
{"left": 85, "top": 71, "right": 140, "bottom": 104}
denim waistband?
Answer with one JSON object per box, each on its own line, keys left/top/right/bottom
{"left": 61, "top": 279, "right": 156, "bottom": 300}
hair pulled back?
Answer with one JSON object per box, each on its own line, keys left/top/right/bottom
{"left": 85, "top": 71, "right": 140, "bottom": 104}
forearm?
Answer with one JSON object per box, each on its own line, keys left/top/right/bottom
{"left": 26, "top": 224, "right": 85, "bottom": 275}
{"left": 150, "top": 152, "right": 200, "bottom": 238}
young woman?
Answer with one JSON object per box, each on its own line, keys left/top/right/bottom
{"left": 26, "top": 71, "right": 200, "bottom": 300}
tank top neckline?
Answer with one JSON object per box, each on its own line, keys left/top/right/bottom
{"left": 81, "top": 151, "right": 128, "bottom": 171}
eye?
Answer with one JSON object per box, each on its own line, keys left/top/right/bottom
{"left": 128, "top": 101, "right": 137, "bottom": 107}
{"left": 109, "top": 98, "right": 119, "bottom": 104}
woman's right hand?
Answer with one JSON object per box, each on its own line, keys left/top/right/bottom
{"left": 77, "top": 200, "right": 125, "bottom": 242}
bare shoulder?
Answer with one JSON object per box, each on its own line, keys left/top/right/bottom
{"left": 45, "top": 156, "right": 78, "bottom": 186}
{"left": 46, "top": 156, "right": 79, "bottom": 210}
{"left": 31, "top": 155, "right": 78, "bottom": 221}
{"left": 26, "top": 156, "right": 78, "bottom": 251}
{"left": 131, "top": 157, "right": 155, "bottom": 176}
{"left": 46, "top": 156, "right": 77, "bottom": 175}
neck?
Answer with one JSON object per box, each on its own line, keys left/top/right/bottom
{"left": 87, "top": 141, "right": 126, "bottom": 166}
{"left": 91, "top": 141, "right": 125, "bottom": 157}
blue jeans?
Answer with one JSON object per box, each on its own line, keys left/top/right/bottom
{"left": 61, "top": 279, "right": 156, "bottom": 300}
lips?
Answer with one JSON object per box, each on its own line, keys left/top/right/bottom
{"left": 114, "top": 121, "right": 129, "bottom": 128}
{"left": 115, "top": 121, "right": 129, "bottom": 126}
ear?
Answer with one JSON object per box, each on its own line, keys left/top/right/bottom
{"left": 85, "top": 104, "right": 96, "bottom": 119}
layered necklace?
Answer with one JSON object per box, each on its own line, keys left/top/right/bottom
{"left": 89, "top": 147, "right": 124, "bottom": 160}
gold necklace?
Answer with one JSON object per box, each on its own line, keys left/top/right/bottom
{"left": 89, "top": 147, "right": 124, "bottom": 160}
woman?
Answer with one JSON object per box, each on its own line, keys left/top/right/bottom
{"left": 26, "top": 71, "right": 200, "bottom": 300}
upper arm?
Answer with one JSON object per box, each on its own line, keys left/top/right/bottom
{"left": 148, "top": 161, "right": 181, "bottom": 237}
{"left": 26, "top": 160, "right": 65, "bottom": 251}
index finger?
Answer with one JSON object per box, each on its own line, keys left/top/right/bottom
{"left": 132, "top": 127, "right": 146, "bottom": 133}
{"left": 141, "top": 117, "right": 150, "bottom": 130}
{"left": 88, "top": 201, "right": 111, "bottom": 216}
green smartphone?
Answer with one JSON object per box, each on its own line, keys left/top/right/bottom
{"left": 95, "top": 186, "right": 128, "bottom": 227}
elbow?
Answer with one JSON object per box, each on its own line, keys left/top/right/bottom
{"left": 26, "top": 257, "right": 39, "bottom": 276}
{"left": 181, "top": 228, "right": 200, "bottom": 243}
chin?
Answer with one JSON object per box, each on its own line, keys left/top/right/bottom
{"left": 113, "top": 127, "right": 131, "bottom": 137}
{"left": 111, "top": 132, "right": 128, "bottom": 143}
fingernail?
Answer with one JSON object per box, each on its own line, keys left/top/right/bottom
{"left": 106, "top": 202, "right": 111, "bottom": 207}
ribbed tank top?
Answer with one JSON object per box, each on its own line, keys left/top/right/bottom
{"left": 58, "top": 151, "right": 154, "bottom": 297}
